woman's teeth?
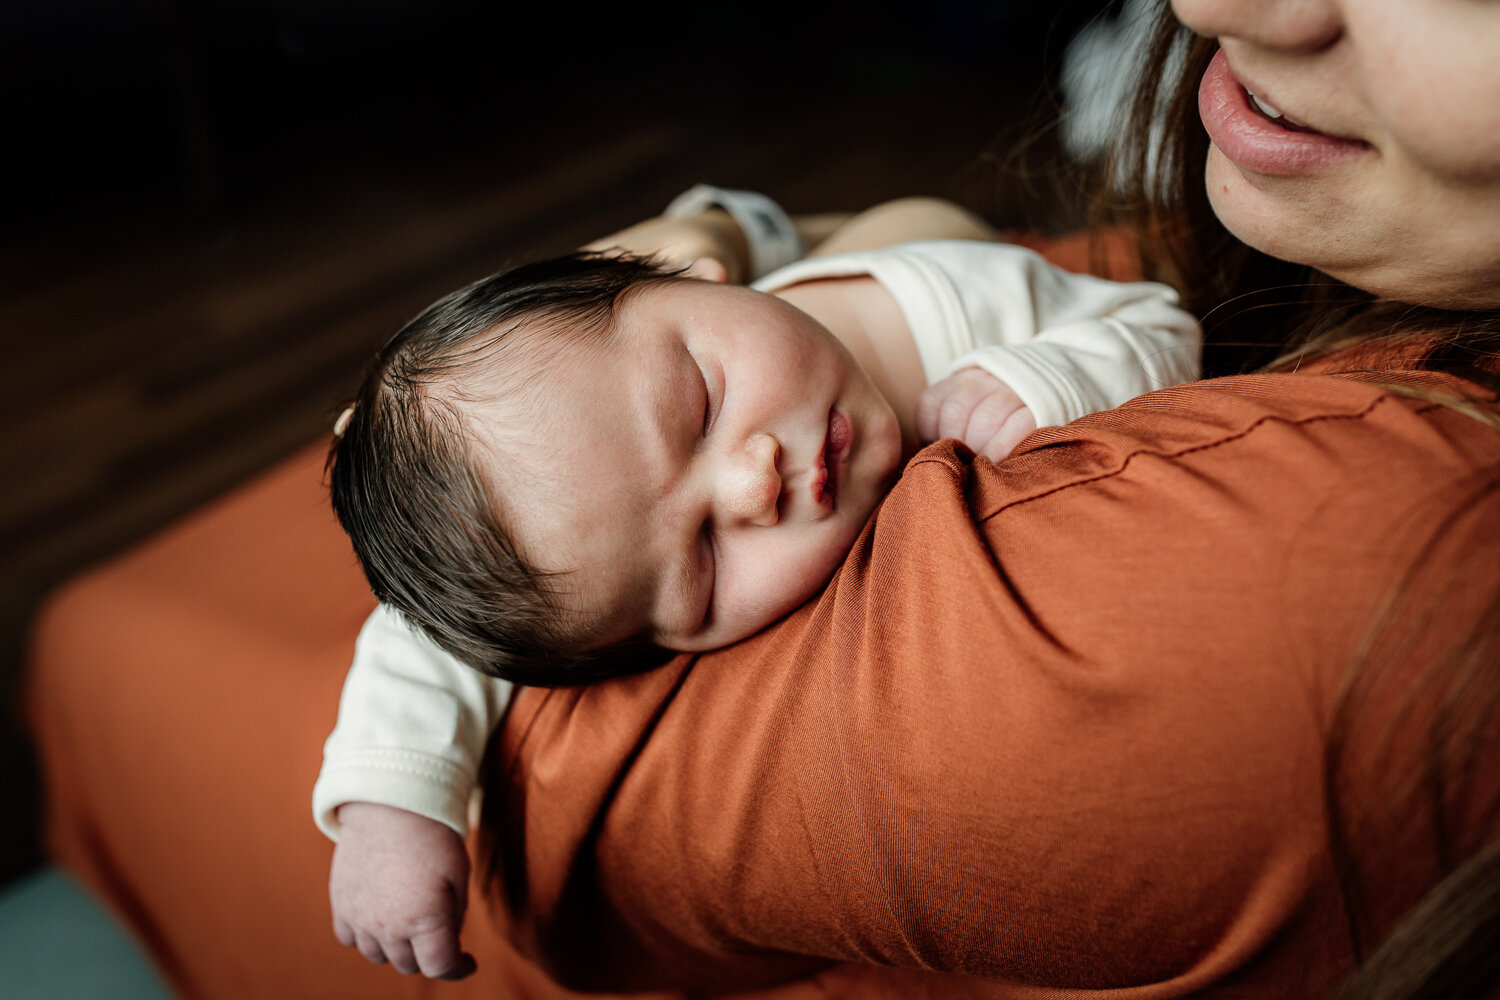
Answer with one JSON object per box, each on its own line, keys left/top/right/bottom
{"left": 1249, "top": 90, "right": 1317, "bottom": 133}
{"left": 1249, "top": 92, "right": 1284, "bottom": 120}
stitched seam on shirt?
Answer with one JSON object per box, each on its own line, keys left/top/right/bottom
{"left": 322, "top": 760, "right": 465, "bottom": 783}
{"left": 330, "top": 747, "right": 465, "bottom": 763}
{"left": 327, "top": 758, "right": 462, "bottom": 779}
{"left": 325, "top": 749, "right": 469, "bottom": 780}
{"left": 974, "top": 394, "right": 1404, "bottom": 524}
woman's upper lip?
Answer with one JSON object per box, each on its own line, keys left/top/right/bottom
{"left": 1223, "top": 54, "right": 1355, "bottom": 142}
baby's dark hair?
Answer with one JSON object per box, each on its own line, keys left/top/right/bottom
{"left": 328, "top": 251, "right": 682, "bottom": 686}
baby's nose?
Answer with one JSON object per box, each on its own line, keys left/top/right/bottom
{"left": 718, "top": 434, "right": 781, "bottom": 527}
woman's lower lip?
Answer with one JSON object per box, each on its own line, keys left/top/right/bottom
{"left": 1198, "top": 49, "right": 1368, "bottom": 177}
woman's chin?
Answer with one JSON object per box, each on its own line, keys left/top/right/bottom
{"left": 1207, "top": 147, "right": 1500, "bottom": 309}
{"left": 1206, "top": 151, "right": 1316, "bottom": 262}
{"left": 1206, "top": 152, "right": 1362, "bottom": 286}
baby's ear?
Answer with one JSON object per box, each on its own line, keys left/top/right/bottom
{"left": 683, "top": 257, "right": 729, "bottom": 283}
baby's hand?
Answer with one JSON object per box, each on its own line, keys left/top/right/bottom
{"left": 330, "top": 802, "right": 476, "bottom": 980}
{"left": 915, "top": 367, "right": 1037, "bottom": 462}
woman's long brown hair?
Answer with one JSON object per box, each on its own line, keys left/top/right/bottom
{"left": 1099, "top": 4, "right": 1500, "bottom": 996}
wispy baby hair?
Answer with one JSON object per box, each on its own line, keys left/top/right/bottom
{"left": 328, "top": 251, "right": 682, "bottom": 686}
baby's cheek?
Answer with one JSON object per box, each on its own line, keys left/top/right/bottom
{"left": 799, "top": 527, "right": 861, "bottom": 598}
{"left": 719, "top": 524, "right": 860, "bottom": 643}
{"left": 752, "top": 540, "right": 835, "bottom": 618}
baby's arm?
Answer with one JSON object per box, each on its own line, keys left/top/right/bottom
{"left": 773, "top": 241, "right": 1200, "bottom": 461}
{"left": 807, "top": 196, "right": 999, "bottom": 258}
{"left": 585, "top": 186, "right": 995, "bottom": 283}
{"left": 584, "top": 186, "right": 851, "bottom": 284}
{"left": 919, "top": 244, "right": 1202, "bottom": 447}
{"left": 313, "top": 605, "right": 510, "bottom": 979}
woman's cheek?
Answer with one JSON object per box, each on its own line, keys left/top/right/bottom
{"left": 1360, "top": 16, "right": 1500, "bottom": 181}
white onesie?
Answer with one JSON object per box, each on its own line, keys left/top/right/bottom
{"left": 312, "top": 239, "right": 1201, "bottom": 839}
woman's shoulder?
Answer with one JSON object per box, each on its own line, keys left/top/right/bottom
{"left": 490, "top": 366, "right": 1500, "bottom": 995}
{"left": 967, "top": 363, "right": 1500, "bottom": 518}
{"left": 941, "top": 362, "right": 1499, "bottom": 682}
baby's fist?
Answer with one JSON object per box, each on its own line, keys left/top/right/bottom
{"left": 915, "top": 367, "right": 1037, "bottom": 462}
{"left": 330, "top": 802, "right": 476, "bottom": 980}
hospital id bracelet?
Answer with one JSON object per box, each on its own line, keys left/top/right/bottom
{"left": 663, "top": 184, "right": 804, "bottom": 281}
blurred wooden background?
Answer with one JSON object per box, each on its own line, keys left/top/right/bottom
{"left": 0, "top": 0, "right": 1111, "bottom": 889}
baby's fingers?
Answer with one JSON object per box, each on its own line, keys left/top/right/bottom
{"left": 412, "top": 929, "right": 476, "bottom": 981}
{"left": 917, "top": 368, "right": 1015, "bottom": 445}
{"left": 973, "top": 407, "right": 1037, "bottom": 463}
{"left": 383, "top": 938, "right": 420, "bottom": 976}
{"left": 916, "top": 371, "right": 985, "bottom": 443}
{"left": 963, "top": 390, "right": 1020, "bottom": 444}
{"left": 354, "top": 931, "right": 389, "bottom": 966}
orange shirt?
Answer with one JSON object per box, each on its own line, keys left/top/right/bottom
{"left": 487, "top": 356, "right": 1500, "bottom": 998}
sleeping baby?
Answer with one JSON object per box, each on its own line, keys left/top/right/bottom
{"left": 314, "top": 209, "right": 1201, "bottom": 978}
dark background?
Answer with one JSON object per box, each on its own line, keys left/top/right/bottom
{"left": 1, "top": 0, "right": 1114, "bottom": 891}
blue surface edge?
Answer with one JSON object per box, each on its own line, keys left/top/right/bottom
{"left": 0, "top": 866, "right": 175, "bottom": 999}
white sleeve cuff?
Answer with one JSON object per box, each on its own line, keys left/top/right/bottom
{"left": 313, "top": 749, "right": 474, "bottom": 841}
{"left": 949, "top": 314, "right": 1203, "bottom": 428}
{"left": 311, "top": 604, "right": 511, "bottom": 843}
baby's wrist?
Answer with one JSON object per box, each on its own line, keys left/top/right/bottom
{"left": 335, "top": 801, "right": 466, "bottom": 858}
{"left": 691, "top": 210, "right": 753, "bottom": 285}
{"left": 336, "top": 801, "right": 418, "bottom": 830}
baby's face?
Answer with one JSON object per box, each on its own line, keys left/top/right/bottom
{"left": 478, "top": 277, "right": 903, "bottom": 653}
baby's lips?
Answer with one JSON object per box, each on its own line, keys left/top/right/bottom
{"left": 822, "top": 409, "right": 850, "bottom": 506}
